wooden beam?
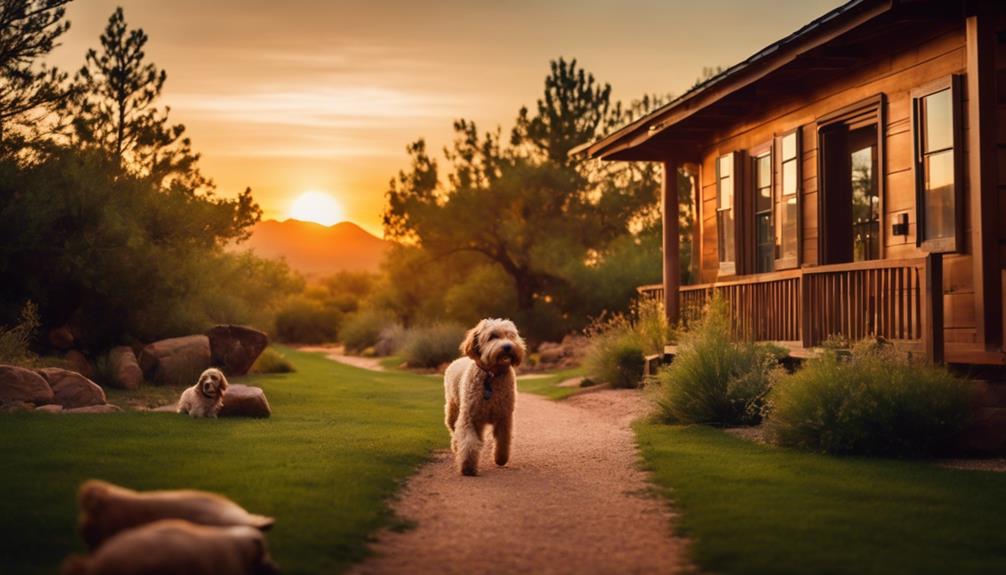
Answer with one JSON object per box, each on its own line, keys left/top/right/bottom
{"left": 966, "top": 11, "right": 1003, "bottom": 351}
{"left": 662, "top": 161, "right": 681, "bottom": 326}
{"left": 924, "top": 252, "right": 944, "bottom": 364}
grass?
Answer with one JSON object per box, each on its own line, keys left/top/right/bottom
{"left": 517, "top": 366, "right": 588, "bottom": 400}
{"left": 0, "top": 346, "right": 444, "bottom": 575}
{"left": 635, "top": 423, "right": 1006, "bottom": 575}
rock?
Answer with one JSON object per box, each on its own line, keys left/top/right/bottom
{"left": 48, "top": 325, "right": 75, "bottom": 349}
{"left": 958, "top": 407, "right": 1006, "bottom": 453}
{"left": 219, "top": 384, "right": 271, "bottom": 418}
{"left": 152, "top": 403, "right": 178, "bottom": 413}
{"left": 0, "top": 364, "right": 54, "bottom": 406}
{"left": 206, "top": 325, "right": 269, "bottom": 377}
{"left": 139, "top": 336, "right": 211, "bottom": 386}
{"left": 65, "top": 350, "right": 94, "bottom": 379}
{"left": 0, "top": 401, "right": 35, "bottom": 413}
{"left": 36, "top": 368, "right": 106, "bottom": 408}
{"left": 64, "top": 404, "right": 121, "bottom": 414}
{"left": 538, "top": 347, "right": 566, "bottom": 364}
{"left": 35, "top": 404, "right": 63, "bottom": 414}
{"left": 108, "top": 346, "right": 143, "bottom": 390}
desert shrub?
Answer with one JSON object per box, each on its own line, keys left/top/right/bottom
{"left": 274, "top": 299, "right": 341, "bottom": 343}
{"left": 656, "top": 297, "right": 781, "bottom": 425}
{"left": 251, "top": 347, "right": 296, "bottom": 374}
{"left": 584, "top": 298, "right": 672, "bottom": 388}
{"left": 340, "top": 309, "right": 397, "bottom": 353}
{"left": 0, "top": 302, "right": 40, "bottom": 366}
{"left": 399, "top": 323, "right": 467, "bottom": 368}
{"left": 374, "top": 324, "right": 406, "bottom": 356}
{"left": 90, "top": 353, "right": 118, "bottom": 388}
{"left": 765, "top": 340, "right": 971, "bottom": 456}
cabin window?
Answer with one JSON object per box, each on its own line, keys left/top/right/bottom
{"left": 752, "top": 147, "right": 773, "bottom": 273}
{"left": 716, "top": 153, "right": 736, "bottom": 274}
{"left": 913, "top": 76, "right": 962, "bottom": 253}
{"left": 775, "top": 130, "right": 800, "bottom": 269}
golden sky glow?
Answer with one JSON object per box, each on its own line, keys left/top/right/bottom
{"left": 289, "top": 191, "right": 346, "bottom": 226}
{"left": 47, "top": 0, "right": 842, "bottom": 237}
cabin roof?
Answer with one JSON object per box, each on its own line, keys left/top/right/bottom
{"left": 581, "top": 0, "right": 904, "bottom": 161}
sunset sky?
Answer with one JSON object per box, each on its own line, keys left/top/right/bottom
{"left": 48, "top": 0, "right": 842, "bottom": 237}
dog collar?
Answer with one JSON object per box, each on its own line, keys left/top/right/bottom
{"left": 475, "top": 362, "right": 506, "bottom": 401}
{"left": 199, "top": 387, "right": 220, "bottom": 400}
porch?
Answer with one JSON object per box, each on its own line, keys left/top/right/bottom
{"left": 640, "top": 254, "right": 954, "bottom": 363}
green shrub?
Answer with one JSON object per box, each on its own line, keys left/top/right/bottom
{"left": 584, "top": 298, "right": 673, "bottom": 389}
{"left": 0, "top": 302, "right": 39, "bottom": 367}
{"left": 399, "top": 323, "right": 466, "bottom": 369}
{"left": 90, "top": 353, "right": 118, "bottom": 388}
{"left": 340, "top": 309, "right": 396, "bottom": 353}
{"left": 656, "top": 297, "right": 781, "bottom": 425}
{"left": 374, "top": 324, "right": 406, "bottom": 356}
{"left": 251, "top": 347, "right": 296, "bottom": 374}
{"left": 765, "top": 340, "right": 971, "bottom": 456}
{"left": 275, "top": 299, "right": 341, "bottom": 343}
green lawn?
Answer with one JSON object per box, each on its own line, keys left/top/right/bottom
{"left": 0, "top": 347, "right": 444, "bottom": 575}
{"left": 635, "top": 423, "right": 1006, "bottom": 575}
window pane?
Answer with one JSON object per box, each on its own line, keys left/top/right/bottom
{"left": 719, "top": 175, "right": 732, "bottom": 210}
{"left": 782, "top": 132, "right": 797, "bottom": 160}
{"left": 779, "top": 196, "right": 798, "bottom": 260}
{"left": 719, "top": 154, "right": 733, "bottom": 179}
{"left": 782, "top": 160, "right": 797, "bottom": 196}
{"left": 924, "top": 149, "right": 955, "bottom": 240}
{"left": 757, "top": 154, "right": 771, "bottom": 189}
{"left": 923, "top": 89, "right": 952, "bottom": 152}
{"left": 718, "top": 210, "right": 735, "bottom": 263}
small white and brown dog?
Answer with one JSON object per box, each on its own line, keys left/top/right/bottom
{"left": 177, "top": 368, "right": 229, "bottom": 418}
{"left": 444, "top": 318, "right": 526, "bottom": 476}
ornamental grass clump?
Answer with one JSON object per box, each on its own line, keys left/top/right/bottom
{"left": 655, "top": 297, "right": 781, "bottom": 425}
{"left": 765, "top": 339, "right": 971, "bottom": 456}
{"left": 584, "top": 298, "right": 672, "bottom": 388}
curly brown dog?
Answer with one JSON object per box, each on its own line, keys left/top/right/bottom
{"left": 444, "top": 318, "right": 526, "bottom": 476}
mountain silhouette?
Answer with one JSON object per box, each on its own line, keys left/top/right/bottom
{"left": 242, "top": 219, "right": 388, "bottom": 275}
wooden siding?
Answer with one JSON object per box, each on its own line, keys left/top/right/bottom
{"left": 692, "top": 23, "right": 978, "bottom": 347}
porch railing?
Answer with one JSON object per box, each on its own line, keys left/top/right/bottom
{"left": 637, "top": 254, "right": 943, "bottom": 359}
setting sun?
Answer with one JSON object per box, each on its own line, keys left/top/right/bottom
{"left": 288, "top": 191, "right": 345, "bottom": 226}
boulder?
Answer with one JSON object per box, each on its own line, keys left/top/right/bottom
{"left": 958, "top": 407, "right": 1006, "bottom": 453}
{"left": 48, "top": 325, "right": 75, "bottom": 350}
{"left": 206, "top": 325, "right": 269, "bottom": 377}
{"left": 107, "top": 346, "right": 143, "bottom": 390}
{"left": 0, "top": 401, "right": 35, "bottom": 413}
{"left": 219, "top": 384, "right": 271, "bottom": 418}
{"left": 64, "top": 404, "right": 121, "bottom": 414}
{"left": 35, "top": 404, "right": 64, "bottom": 414}
{"left": 65, "top": 350, "right": 94, "bottom": 379}
{"left": 35, "top": 368, "right": 106, "bottom": 408}
{"left": 139, "top": 335, "right": 211, "bottom": 386}
{"left": 0, "top": 364, "right": 54, "bottom": 406}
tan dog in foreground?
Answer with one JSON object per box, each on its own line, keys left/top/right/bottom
{"left": 61, "top": 519, "right": 280, "bottom": 575}
{"left": 444, "top": 318, "right": 526, "bottom": 475}
{"left": 77, "top": 480, "right": 274, "bottom": 550}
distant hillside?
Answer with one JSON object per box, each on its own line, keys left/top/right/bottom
{"left": 241, "top": 219, "right": 389, "bottom": 275}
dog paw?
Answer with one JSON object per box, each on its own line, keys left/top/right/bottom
{"left": 460, "top": 466, "right": 478, "bottom": 477}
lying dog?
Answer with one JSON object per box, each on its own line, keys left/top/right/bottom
{"left": 444, "top": 318, "right": 526, "bottom": 476}
{"left": 77, "top": 479, "right": 274, "bottom": 550}
{"left": 61, "top": 519, "right": 280, "bottom": 575}
{"left": 177, "top": 368, "right": 228, "bottom": 418}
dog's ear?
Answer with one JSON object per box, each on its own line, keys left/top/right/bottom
{"left": 460, "top": 322, "right": 482, "bottom": 359}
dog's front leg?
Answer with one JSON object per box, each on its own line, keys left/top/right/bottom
{"left": 454, "top": 416, "right": 482, "bottom": 476}
{"left": 493, "top": 415, "right": 512, "bottom": 466}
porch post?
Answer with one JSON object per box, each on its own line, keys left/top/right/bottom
{"left": 662, "top": 161, "right": 681, "bottom": 325}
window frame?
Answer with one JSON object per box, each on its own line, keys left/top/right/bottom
{"left": 774, "top": 128, "right": 802, "bottom": 270}
{"left": 716, "top": 151, "right": 740, "bottom": 276}
{"left": 750, "top": 142, "right": 774, "bottom": 274}
{"left": 912, "top": 75, "right": 964, "bottom": 254}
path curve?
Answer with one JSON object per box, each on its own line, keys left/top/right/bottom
{"left": 348, "top": 387, "right": 688, "bottom": 575}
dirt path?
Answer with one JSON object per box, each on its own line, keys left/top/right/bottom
{"left": 348, "top": 387, "right": 688, "bottom": 575}
{"left": 297, "top": 345, "right": 387, "bottom": 371}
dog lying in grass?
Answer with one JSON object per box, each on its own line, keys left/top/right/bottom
{"left": 77, "top": 480, "right": 274, "bottom": 550}
{"left": 177, "top": 367, "right": 229, "bottom": 418}
{"left": 444, "top": 318, "right": 526, "bottom": 476}
{"left": 61, "top": 519, "right": 280, "bottom": 575}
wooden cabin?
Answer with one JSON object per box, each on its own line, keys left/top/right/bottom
{"left": 585, "top": 0, "right": 1006, "bottom": 365}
